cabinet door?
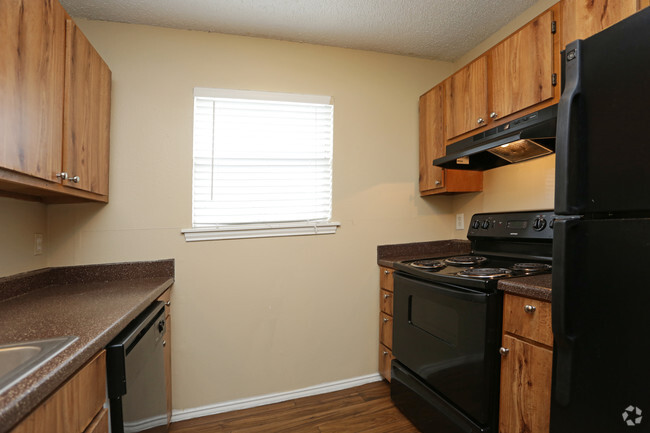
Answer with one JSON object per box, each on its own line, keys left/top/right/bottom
{"left": 419, "top": 85, "right": 445, "bottom": 193}
{"left": 63, "top": 19, "right": 111, "bottom": 195}
{"left": 499, "top": 335, "right": 552, "bottom": 433}
{"left": 561, "top": 0, "right": 641, "bottom": 49}
{"left": 490, "top": 9, "right": 556, "bottom": 121}
{"left": 0, "top": 0, "right": 65, "bottom": 181}
{"left": 444, "top": 56, "right": 488, "bottom": 140}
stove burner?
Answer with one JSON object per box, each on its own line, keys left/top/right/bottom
{"left": 410, "top": 259, "right": 446, "bottom": 271}
{"left": 511, "top": 263, "right": 552, "bottom": 273}
{"left": 444, "top": 255, "right": 488, "bottom": 266}
{"left": 457, "top": 268, "right": 514, "bottom": 279}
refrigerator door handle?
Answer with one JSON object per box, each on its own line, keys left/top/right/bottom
{"left": 552, "top": 218, "right": 578, "bottom": 406}
{"left": 555, "top": 41, "right": 583, "bottom": 215}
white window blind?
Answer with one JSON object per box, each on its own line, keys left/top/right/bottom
{"left": 191, "top": 88, "right": 334, "bottom": 230}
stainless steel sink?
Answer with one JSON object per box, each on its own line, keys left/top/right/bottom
{"left": 0, "top": 336, "right": 77, "bottom": 395}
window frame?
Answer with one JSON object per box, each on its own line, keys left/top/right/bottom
{"left": 183, "top": 87, "right": 339, "bottom": 242}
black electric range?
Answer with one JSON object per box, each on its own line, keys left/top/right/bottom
{"left": 390, "top": 210, "right": 555, "bottom": 433}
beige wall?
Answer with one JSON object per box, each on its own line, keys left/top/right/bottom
{"left": 45, "top": 21, "right": 457, "bottom": 411}
{"left": 0, "top": 198, "right": 47, "bottom": 276}
{"left": 0, "top": 0, "right": 559, "bottom": 414}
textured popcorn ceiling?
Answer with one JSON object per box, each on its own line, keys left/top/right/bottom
{"left": 59, "top": 0, "right": 538, "bottom": 61}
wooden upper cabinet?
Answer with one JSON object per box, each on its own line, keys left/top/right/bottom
{"left": 419, "top": 85, "right": 483, "bottom": 196}
{"left": 444, "top": 55, "right": 489, "bottom": 140}
{"left": 0, "top": 0, "right": 66, "bottom": 182}
{"left": 419, "top": 85, "right": 445, "bottom": 193}
{"left": 561, "top": 0, "right": 643, "bottom": 49}
{"left": 63, "top": 19, "right": 111, "bottom": 195}
{"left": 490, "top": 8, "right": 557, "bottom": 121}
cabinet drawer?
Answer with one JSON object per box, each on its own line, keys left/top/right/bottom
{"left": 378, "top": 344, "right": 394, "bottom": 382}
{"left": 379, "top": 312, "right": 393, "bottom": 349}
{"left": 503, "top": 294, "right": 553, "bottom": 346}
{"left": 379, "top": 267, "right": 394, "bottom": 292}
{"left": 380, "top": 289, "right": 393, "bottom": 315}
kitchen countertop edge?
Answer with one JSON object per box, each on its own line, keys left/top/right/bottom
{"left": 498, "top": 274, "right": 552, "bottom": 302}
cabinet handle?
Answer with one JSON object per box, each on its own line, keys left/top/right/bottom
{"left": 524, "top": 305, "right": 536, "bottom": 313}
{"left": 499, "top": 347, "right": 509, "bottom": 356}
{"left": 477, "top": 117, "right": 485, "bottom": 124}
{"left": 384, "top": 270, "right": 390, "bottom": 275}
{"left": 490, "top": 112, "right": 498, "bottom": 119}
{"left": 56, "top": 172, "right": 68, "bottom": 180}
{"left": 383, "top": 351, "right": 389, "bottom": 356}
{"left": 383, "top": 318, "right": 389, "bottom": 323}
{"left": 383, "top": 294, "right": 390, "bottom": 299}
{"left": 68, "top": 176, "right": 80, "bottom": 183}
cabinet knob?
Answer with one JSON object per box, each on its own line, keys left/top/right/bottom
{"left": 524, "top": 305, "right": 536, "bottom": 313}
{"left": 383, "top": 351, "right": 389, "bottom": 356}
{"left": 489, "top": 112, "right": 498, "bottom": 119}
{"left": 435, "top": 180, "right": 441, "bottom": 185}
{"left": 166, "top": 301, "right": 171, "bottom": 306}
{"left": 477, "top": 117, "right": 485, "bottom": 124}
{"left": 383, "top": 294, "right": 390, "bottom": 299}
{"left": 499, "top": 347, "right": 509, "bottom": 356}
{"left": 56, "top": 172, "right": 68, "bottom": 180}
{"left": 162, "top": 340, "right": 167, "bottom": 347}
{"left": 384, "top": 270, "right": 390, "bottom": 275}
{"left": 68, "top": 176, "right": 80, "bottom": 183}
{"left": 383, "top": 317, "right": 389, "bottom": 323}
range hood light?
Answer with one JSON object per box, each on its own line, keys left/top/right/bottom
{"left": 487, "top": 139, "right": 553, "bottom": 163}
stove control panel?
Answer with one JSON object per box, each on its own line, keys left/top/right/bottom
{"left": 468, "top": 210, "right": 556, "bottom": 239}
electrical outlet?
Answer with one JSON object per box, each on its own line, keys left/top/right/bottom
{"left": 34, "top": 233, "right": 43, "bottom": 255}
{"left": 456, "top": 213, "right": 465, "bottom": 230}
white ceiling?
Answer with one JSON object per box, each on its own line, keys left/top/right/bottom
{"left": 59, "top": 0, "right": 538, "bottom": 62}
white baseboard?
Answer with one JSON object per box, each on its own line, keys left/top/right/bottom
{"left": 171, "top": 373, "right": 383, "bottom": 423}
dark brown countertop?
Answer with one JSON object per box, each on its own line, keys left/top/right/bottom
{"left": 498, "top": 274, "right": 552, "bottom": 302}
{"left": 377, "top": 239, "right": 471, "bottom": 268}
{"left": 0, "top": 260, "right": 174, "bottom": 433}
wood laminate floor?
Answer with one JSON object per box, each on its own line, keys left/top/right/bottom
{"left": 169, "top": 381, "right": 420, "bottom": 433}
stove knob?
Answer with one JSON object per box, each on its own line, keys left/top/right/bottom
{"left": 533, "top": 217, "right": 547, "bottom": 231}
{"left": 481, "top": 220, "right": 490, "bottom": 229}
{"left": 472, "top": 220, "right": 481, "bottom": 229}
{"left": 549, "top": 218, "right": 555, "bottom": 229}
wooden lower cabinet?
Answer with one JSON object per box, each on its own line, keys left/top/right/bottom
{"left": 378, "top": 267, "right": 395, "bottom": 381}
{"left": 12, "top": 351, "right": 107, "bottom": 433}
{"left": 498, "top": 294, "right": 553, "bottom": 433}
{"left": 499, "top": 335, "right": 553, "bottom": 433}
{"left": 158, "top": 289, "right": 173, "bottom": 426}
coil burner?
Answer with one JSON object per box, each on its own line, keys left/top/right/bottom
{"left": 511, "top": 263, "right": 552, "bottom": 275}
{"left": 457, "top": 268, "right": 514, "bottom": 279}
{"left": 444, "top": 255, "right": 488, "bottom": 266}
{"left": 410, "top": 259, "right": 446, "bottom": 271}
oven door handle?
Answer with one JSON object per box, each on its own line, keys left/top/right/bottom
{"left": 398, "top": 272, "right": 490, "bottom": 304}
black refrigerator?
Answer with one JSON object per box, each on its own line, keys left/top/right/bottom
{"left": 551, "top": 7, "right": 650, "bottom": 433}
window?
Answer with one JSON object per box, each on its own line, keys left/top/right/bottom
{"left": 183, "top": 88, "right": 339, "bottom": 241}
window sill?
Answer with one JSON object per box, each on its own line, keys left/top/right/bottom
{"left": 182, "top": 221, "right": 340, "bottom": 241}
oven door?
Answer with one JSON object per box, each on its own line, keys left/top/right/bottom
{"left": 392, "top": 272, "right": 501, "bottom": 429}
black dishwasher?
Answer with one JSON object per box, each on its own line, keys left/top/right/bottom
{"left": 107, "top": 301, "right": 168, "bottom": 433}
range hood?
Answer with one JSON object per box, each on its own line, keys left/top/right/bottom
{"left": 433, "top": 104, "right": 558, "bottom": 171}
